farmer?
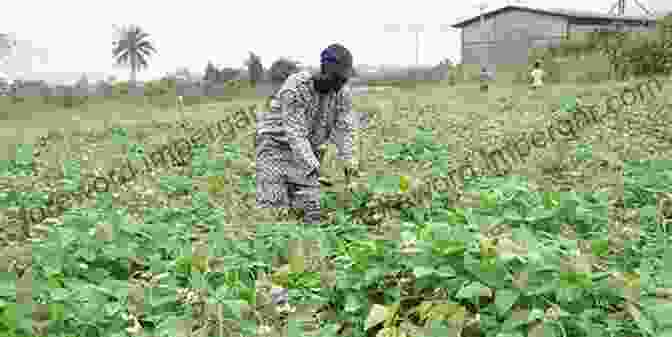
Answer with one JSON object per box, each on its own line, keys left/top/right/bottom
{"left": 174, "top": 74, "right": 191, "bottom": 112}
{"left": 530, "top": 61, "right": 545, "bottom": 90}
{"left": 255, "top": 43, "right": 359, "bottom": 225}
{"left": 479, "top": 66, "right": 492, "bottom": 92}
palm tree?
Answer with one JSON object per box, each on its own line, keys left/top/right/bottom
{"left": 112, "top": 24, "right": 156, "bottom": 86}
{"left": 0, "top": 33, "right": 16, "bottom": 66}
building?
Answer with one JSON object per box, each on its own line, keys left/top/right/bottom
{"left": 451, "top": 5, "right": 659, "bottom": 69}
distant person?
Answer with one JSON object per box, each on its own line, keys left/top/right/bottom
{"left": 175, "top": 75, "right": 189, "bottom": 111}
{"left": 530, "top": 61, "right": 545, "bottom": 90}
{"left": 0, "top": 76, "right": 12, "bottom": 96}
{"left": 480, "top": 66, "right": 492, "bottom": 92}
{"left": 255, "top": 43, "right": 359, "bottom": 225}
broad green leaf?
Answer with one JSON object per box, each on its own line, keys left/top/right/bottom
{"left": 49, "top": 302, "right": 66, "bottom": 321}
{"left": 49, "top": 288, "right": 70, "bottom": 301}
{"left": 432, "top": 239, "right": 466, "bottom": 256}
{"left": 560, "top": 96, "right": 577, "bottom": 113}
{"left": 664, "top": 247, "right": 672, "bottom": 287}
{"left": 0, "top": 272, "right": 17, "bottom": 298}
{"left": 496, "top": 332, "right": 525, "bottom": 337}
{"left": 528, "top": 308, "right": 544, "bottom": 321}
{"left": 239, "top": 175, "right": 255, "bottom": 193}
{"left": 155, "top": 314, "right": 184, "bottom": 337}
{"left": 345, "top": 293, "right": 363, "bottom": 313}
{"left": 111, "top": 127, "right": 129, "bottom": 145}
{"left": 542, "top": 191, "right": 560, "bottom": 209}
{"left": 413, "top": 266, "right": 436, "bottom": 278}
{"left": 221, "top": 144, "right": 241, "bottom": 161}
{"left": 76, "top": 247, "right": 97, "bottom": 262}
{"left": 648, "top": 302, "right": 672, "bottom": 328}
{"left": 494, "top": 289, "right": 520, "bottom": 315}
{"left": 436, "top": 265, "right": 457, "bottom": 278}
{"left": 627, "top": 303, "right": 654, "bottom": 335}
{"left": 127, "top": 143, "right": 146, "bottom": 161}
{"left": 221, "top": 299, "right": 246, "bottom": 320}
{"left": 383, "top": 143, "right": 405, "bottom": 160}
{"left": 480, "top": 191, "right": 498, "bottom": 209}
{"left": 14, "top": 144, "right": 33, "bottom": 165}
{"left": 575, "top": 143, "right": 593, "bottom": 161}
{"left": 456, "top": 282, "right": 490, "bottom": 300}
{"left": 590, "top": 239, "right": 609, "bottom": 257}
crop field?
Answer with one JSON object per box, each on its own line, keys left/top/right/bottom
{"left": 1, "top": 76, "right": 672, "bottom": 337}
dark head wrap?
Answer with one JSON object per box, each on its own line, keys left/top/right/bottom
{"left": 319, "top": 44, "right": 354, "bottom": 77}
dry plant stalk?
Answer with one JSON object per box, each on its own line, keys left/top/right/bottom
{"left": 656, "top": 192, "right": 672, "bottom": 227}
{"left": 58, "top": 128, "right": 73, "bottom": 197}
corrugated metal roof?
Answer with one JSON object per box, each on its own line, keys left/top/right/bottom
{"left": 451, "top": 5, "right": 659, "bottom": 28}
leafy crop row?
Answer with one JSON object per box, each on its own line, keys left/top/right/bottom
{"left": 2, "top": 87, "right": 672, "bottom": 337}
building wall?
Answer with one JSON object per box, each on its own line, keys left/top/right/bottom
{"left": 462, "top": 43, "right": 498, "bottom": 68}
{"left": 493, "top": 10, "right": 568, "bottom": 41}
{"left": 461, "top": 9, "right": 569, "bottom": 67}
{"left": 462, "top": 15, "right": 497, "bottom": 42}
{"left": 568, "top": 22, "right": 652, "bottom": 33}
{"left": 460, "top": 8, "right": 658, "bottom": 68}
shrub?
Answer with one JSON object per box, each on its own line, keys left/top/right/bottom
{"left": 143, "top": 80, "right": 170, "bottom": 97}
{"left": 203, "top": 61, "right": 218, "bottom": 82}
{"left": 246, "top": 52, "right": 264, "bottom": 86}
{"left": 269, "top": 58, "right": 300, "bottom": 83}
{"left": 217, "top": 67, "right": 240, "bottom": 82}
{"left": 113, "top": 81, "right": 130, "bottom": 96}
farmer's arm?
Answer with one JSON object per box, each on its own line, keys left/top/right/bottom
{"left": 280, "top": 88, "right": 320, "bottom": 174}
{"left": 330, "top": 87, "right": 355, "bottom": 163}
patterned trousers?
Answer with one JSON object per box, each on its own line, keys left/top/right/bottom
{"left": 255, "top": 133, "right": 322, "bottom": 225}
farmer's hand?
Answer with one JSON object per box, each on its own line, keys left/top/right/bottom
{"left": 319, "top": 176, "right": 333, "bottom": 187}
{"left": 343, "top": 159, "right": 360, "bottom": 179}
{"left": 306, "top": 167, "right": 333, "bottom": 187}
{"left": 313, "top": 145, "right": 335, "bottom": 187}
{"left": 342, "top": 160, "right": 360, "bottom": 197}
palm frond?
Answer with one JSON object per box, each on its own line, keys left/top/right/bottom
{"left": 136, "top": 54, "right": 150, "bottom": 69}
{"left": 111, "top": 24, "right": 156, "bottom": 81}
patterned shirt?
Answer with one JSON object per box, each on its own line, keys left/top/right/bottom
{"left": 256, "top": 70, "right": 355, "bottom": 174}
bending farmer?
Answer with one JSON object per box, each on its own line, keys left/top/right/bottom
{"left": 255, "top": 43, "right": 359, "bottom": 225}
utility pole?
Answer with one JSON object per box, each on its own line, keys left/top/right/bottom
{"left": 416, "top": 31, "right": 419, "bottom": 65}
{"left": 408, "top": 24, "right": 424, "bottom": 66}
{"left": 384, "top": 23, "right": 424, "bottom": 66}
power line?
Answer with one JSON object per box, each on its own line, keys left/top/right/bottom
{"left": 608, "top": 0, "right": 653, "bottom": 16}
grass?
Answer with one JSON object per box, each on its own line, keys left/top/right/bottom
{"left": 0, "top": 75, "right": 672, "bottom": 337}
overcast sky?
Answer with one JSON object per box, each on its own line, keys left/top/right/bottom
{"left": 1, "top": 0, "right": 670, "bottom": 84}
